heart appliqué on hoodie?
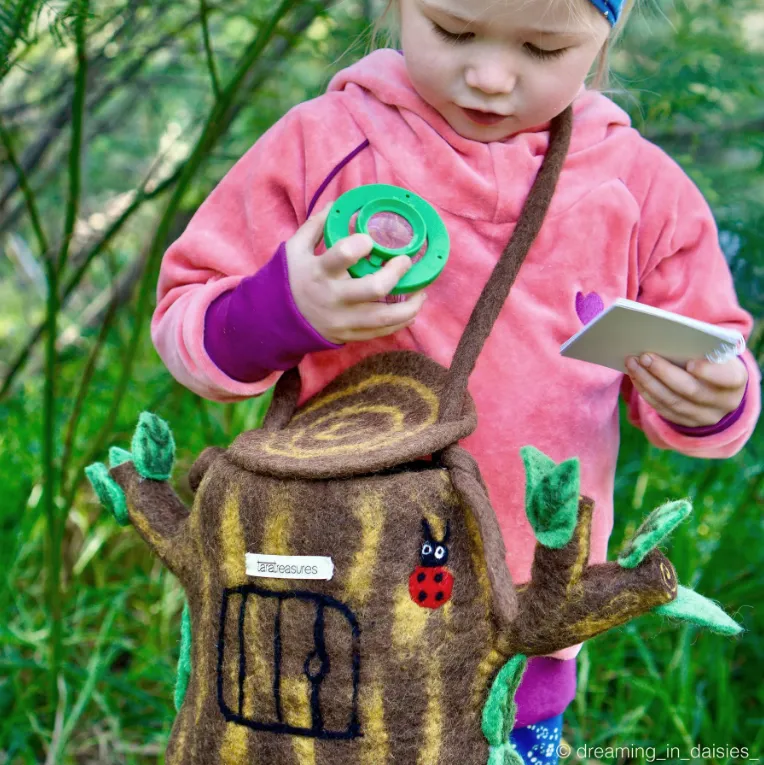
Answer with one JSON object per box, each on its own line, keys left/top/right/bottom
{"left": 575, "top": 291, "right": 604, "bottom": 325}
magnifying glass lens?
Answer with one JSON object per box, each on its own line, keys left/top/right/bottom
{"left": 367, "top": 212, "right": 414, "bottom": 249}
{"left": 350, "top": 211, "right": 427, "bottom": 261}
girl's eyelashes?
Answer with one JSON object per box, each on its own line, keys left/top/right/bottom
{"left": 524, "top": 43, "right": 568, "bottom": 60}
{"left": 430, "top": 20, "right": 474, "bottom": 44}
{"left": 429, "top": 20, "right": 568, "bottom": 61}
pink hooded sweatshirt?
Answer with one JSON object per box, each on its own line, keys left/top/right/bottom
{"left": 152, "top": 49, "right": 760, "bottom": 725}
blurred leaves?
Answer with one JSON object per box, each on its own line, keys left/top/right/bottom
{"left": 0, "top": 1, "right": 39, "bottom": 79}
{"left": 610, "top": 0, "right": 764, "bottom": 315}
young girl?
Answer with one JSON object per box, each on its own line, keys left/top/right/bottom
{"left": 152, "top": 0, "right": 760, "bottom": 761}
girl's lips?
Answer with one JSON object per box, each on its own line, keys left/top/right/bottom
{"left": 461, "top": 107, "right": 508, "bottom": 125}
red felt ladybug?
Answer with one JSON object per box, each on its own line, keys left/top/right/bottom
{"left": 408, "top": 519, "right": 454, "bottom": 609}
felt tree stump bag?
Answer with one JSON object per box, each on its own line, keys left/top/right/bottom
{"left": 87, "top": 106, "right": 741, "bottom": 765}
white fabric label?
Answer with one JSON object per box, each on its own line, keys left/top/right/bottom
{"left": 245, "top": 553, "right": 334, "bottom": 581}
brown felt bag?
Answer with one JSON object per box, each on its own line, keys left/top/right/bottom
{"left": 88, "top": 106, "right": 741, "bottom": 765}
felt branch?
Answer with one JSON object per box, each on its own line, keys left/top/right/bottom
{"left": 85, "top": 412, "right": 191, "bottom": 581}
{"left": 502, "top": 448, "right": 742, "bottom": 656}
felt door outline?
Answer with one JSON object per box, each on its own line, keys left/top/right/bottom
{"left": 217, "top": 585, "right": 362, "bottom": 740}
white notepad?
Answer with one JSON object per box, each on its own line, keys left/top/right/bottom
{"left": 560, "top": 298, "right": 746, "bottom": 374}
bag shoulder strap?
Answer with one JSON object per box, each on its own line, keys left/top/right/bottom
{"left": 437, "top": 106, "right": 573, "bottom": 423}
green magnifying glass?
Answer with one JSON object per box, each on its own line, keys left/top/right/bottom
{"left": 323, "top": 184, "right": 450, "bottom": 295}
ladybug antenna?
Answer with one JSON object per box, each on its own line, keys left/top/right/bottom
{"left": 443, "top": 521, "right": 451, "bottom": 545}
{"left": 421, "top": 518, "right": 433, "bottom": 540}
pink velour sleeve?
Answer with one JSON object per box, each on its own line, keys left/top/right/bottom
{"left": 151, "top": 107, "right": 309, "bottom": 402}
{"left": 623, "top": 143, "right": 761, "bottom": 457}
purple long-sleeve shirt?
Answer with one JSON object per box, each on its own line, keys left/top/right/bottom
{"left": 204, "top": 241, "right": 343, "bottom": 382}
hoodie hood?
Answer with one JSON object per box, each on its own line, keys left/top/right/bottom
{"left": 327, "top": 49, "right": 633, "bottom": 223}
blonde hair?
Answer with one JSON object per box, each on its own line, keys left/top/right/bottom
{"left": 368, "top": 0, "right": 637, "bottom": 92}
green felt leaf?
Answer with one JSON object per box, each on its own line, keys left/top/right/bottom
{"left": 84, "top": 462, "right": 129, "bottom": 526}
{"left": 618, "top": 499, "right": 692, "bottom": 569}
{"left": 108, "top": 446, "right": 132, "bottom": 468}
{"left": 520, "top": 446, "right": 580, "bottom": 549}
{"left": 482, "top": 654, "right": 527, "bottom": 746}
{"left": 488, "top": 742, "right": 525, "bottom": 765}
{"left": 654, "top": 585, "right": 743, "bottom": 635}
{"left": 174, "top": 599, "right": 192, "bottom": 711}
{"left": 131, "top": 412, "right": 175, "bottom": 481}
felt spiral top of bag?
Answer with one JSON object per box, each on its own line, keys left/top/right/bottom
{"left": 227, "top": 107, "right": 573, "bottom": 480}
{"left": 227, "top": 350, "right": 477, "bottom": 479}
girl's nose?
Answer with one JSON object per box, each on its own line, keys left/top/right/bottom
{"left": 464, "top": 57, "right": 517, "bottom": 97}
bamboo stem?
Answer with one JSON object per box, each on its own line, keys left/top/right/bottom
{"left": 0, "top": 9, "right": 204, "bottom": 217}
{"left": 59, "top": 293, "right": 121, "bottom": 483}
{"left": 0, "top": 118, "right": 49, "bottom": 254}
{"left": 200, "top": 0, "right": 221, "bottom": 98}
{"left": 43, "top": 0, "right": 89, "bottom": 719}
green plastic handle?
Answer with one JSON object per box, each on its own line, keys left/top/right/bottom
{"left": 324, "top": 183, "right": 449, "bottom": 295}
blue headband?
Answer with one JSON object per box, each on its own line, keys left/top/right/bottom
{"left": 587, "top": 0, "right": 623, "bottom": 25}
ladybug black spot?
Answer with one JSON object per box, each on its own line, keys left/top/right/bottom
{"left": 418, "top": 591, "right": 427, "bottom": 602}
{"left": 435, "top": 592, "right": 444, "bottom": 601}
{"left": 434, "top": 572, "right": 443, "bottom": 583}
{"left": 417, "top": 572, "right": 426, "bottom": 583}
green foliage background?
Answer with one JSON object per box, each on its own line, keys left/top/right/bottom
{"left": 0, "top": 0, "right": 761, "bottom": 762}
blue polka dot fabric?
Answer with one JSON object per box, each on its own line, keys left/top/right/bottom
{"left": 509, "top": 714, "right": 564, "bottom": 765}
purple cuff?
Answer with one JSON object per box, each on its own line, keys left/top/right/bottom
{"left": 662, "top": 375, "right": 749, "bottom": 437}
{"left": 513, "top": 657, "right": 577, "bottom": 729}
{"left": 204, "top": 241, "right": 343, "bottom": 383}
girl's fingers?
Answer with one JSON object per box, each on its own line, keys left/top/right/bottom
{"left": 319, "top": 233, "right": 375, "bottom": 277}
{"left": 338, "top": 292, "right": 427, "bottom": 334}
{"left": 339, "top": 256, "right": 414, "bottom": 303}
{"left": 626, "top": 359, "right": 733, "bottom": 426}
{"left": 686, "top": 357, "right": 749, "bottom": 389}
{"left": 340, "top": 316, "right": 419, "bottom": 342}
{"left": 626, "top": 354, "right": 712, "bottom": 406}
{"left": 629, "top": 376, "right": 705, "bottom": 427}
{"left": 626, "top": 357, "right": 696, "bottom": 419}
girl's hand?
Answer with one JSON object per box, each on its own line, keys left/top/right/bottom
{"left": 625, "top": 354, "right": 748, "bottom": 427}
{"left": 285, "top": 200, "right": 427, "bottom": 345}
